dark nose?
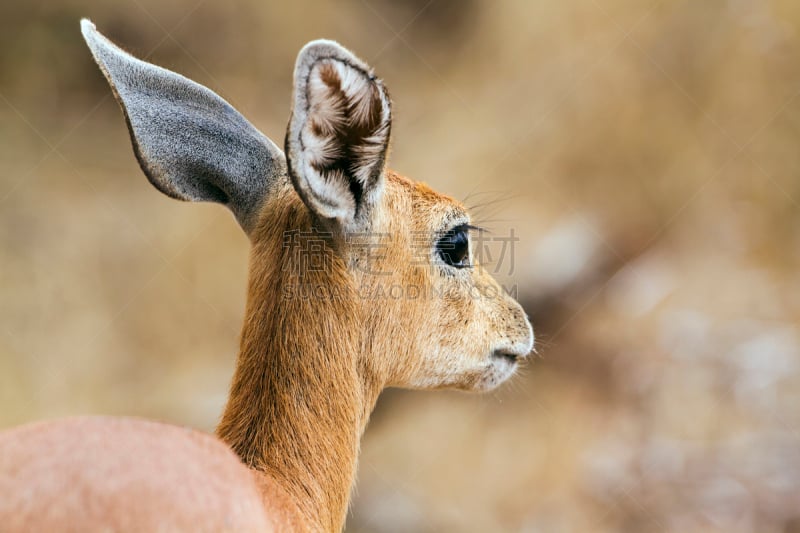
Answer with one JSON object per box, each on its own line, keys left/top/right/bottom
{"left": 492, "top": 349, "right": 522, "bottom": 363}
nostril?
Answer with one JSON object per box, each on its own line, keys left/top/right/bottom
{"left": 492, "top": 350, "right": 521, "bottom": 363}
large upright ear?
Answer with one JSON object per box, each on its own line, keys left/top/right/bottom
{"left": 80, "top": 19, "right": 286, "bottom": 233}
{"left": 286, "top": 39, "right": 391, "bottom": 229}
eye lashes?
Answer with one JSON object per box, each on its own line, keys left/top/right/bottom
{"left": 462, "top": 224, "right": 487, "bottom": 233}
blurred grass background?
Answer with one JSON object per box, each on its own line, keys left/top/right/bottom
{"left": 2, "top": 1, "right": 800, "bottom": 531}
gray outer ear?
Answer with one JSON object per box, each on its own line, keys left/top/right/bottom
{"left": 286, "top": 39, "right": 391, "bottom": 228}
{"left": 80, "top": 19, "right": 286, "bottom": 233}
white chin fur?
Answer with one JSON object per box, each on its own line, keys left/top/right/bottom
{"left": 475, "top": 358, "right": 518, "bottom": 391}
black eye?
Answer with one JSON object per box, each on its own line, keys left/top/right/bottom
{"left": 437, "top": 225, "right": 470, "bottom": 268}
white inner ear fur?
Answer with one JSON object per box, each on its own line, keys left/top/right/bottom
{"left": 291, "top": 52, "right": 391, "bottom": 224}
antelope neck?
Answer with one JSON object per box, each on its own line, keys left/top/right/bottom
{"left": 217, "top": 193, "right": 383, "bottom": 531}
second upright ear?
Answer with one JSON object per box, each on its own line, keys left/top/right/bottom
{"left": 286, "top": 40, "right": 391, "bottom": 228}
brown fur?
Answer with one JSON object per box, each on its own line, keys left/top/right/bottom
{"left": 217, "top": 183, "right": 366, "bottom": 531}
{"left": 0, "top": 417, "right": 273, "bottom": 532}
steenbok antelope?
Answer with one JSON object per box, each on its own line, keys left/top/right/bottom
{"left": 0, "top": 20, "right": 534, "bottom": 532}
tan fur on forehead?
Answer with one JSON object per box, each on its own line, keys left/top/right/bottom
{"left": 386, "top": 172, "right": 466, "bottom": 220}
